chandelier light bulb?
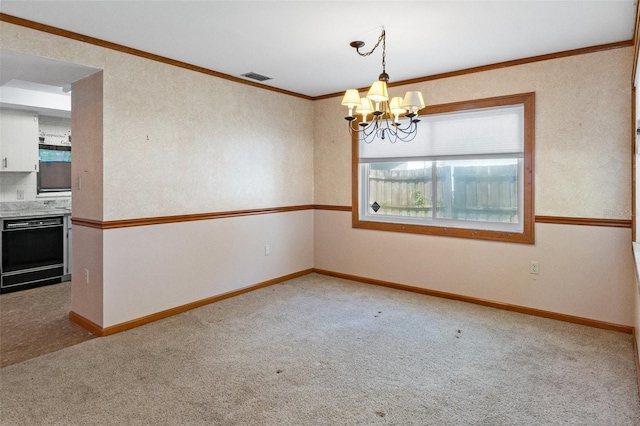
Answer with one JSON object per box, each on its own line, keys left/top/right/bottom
{"left": 357, "top": 97, "right": 374, "bottom": 124}
{"left": 401, "top": 91, "right": 425, "bottom": 118}
{"left": 390, "top": 97, "right": 406, "bottom": 123}
{"left": 341, "top": 89, "right": 362, "bottom": 118}
{"left": 366, "top": 80, "right": 389, "bottom": 103}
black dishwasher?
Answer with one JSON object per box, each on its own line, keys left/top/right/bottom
{"left": 1, "top": 216, "right": 64, "bottom": 293}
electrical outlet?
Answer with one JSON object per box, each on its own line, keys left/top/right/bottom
{"left": 265, "top": 244, "right": 271, "bottom": 256}
{"left": 16, "top": 190, "right": 24, "bottom": 200}
{"left": 530, "top": 261, "right": 539, "bottom": 275}
{"left": 83, "top": 268, "right": 90, "bottom": 283}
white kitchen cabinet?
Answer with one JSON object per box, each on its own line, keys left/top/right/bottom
{"left": 0, "top": 109, "right": 39, "bottom": 172}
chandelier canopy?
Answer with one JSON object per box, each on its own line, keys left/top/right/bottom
{"left": 342, "top": 29, "right": 425, "bottom": 143}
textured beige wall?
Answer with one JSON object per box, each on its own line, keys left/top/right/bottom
{"left": 100, "top": 50, "right": 314, "bottom": 220}
{"left": 1, "top": 22, "right": 315, "bottom": 221}
{"left": 314, "top": 47, "right": 633, "bottom": 219}
{"left": 636, "top": 87, "right": 640, "bottom": 240}
{"left": 0, "top": 22, "right": 105, "bottom": 72}
{"left": 70, "top": 71, "right": 105, "bottom": 325}
{"left": 635, "top": 281, "right": 640, "bottom": 361}
{"left": 72, "top": 72, "right": 104, "bottom": 221}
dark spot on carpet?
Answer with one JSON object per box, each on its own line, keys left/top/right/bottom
{"left": 375, "top": 411, "right": 385, "bottom": 417}
{"left": 276, "top": 369, "right": 283, "bottom": 374}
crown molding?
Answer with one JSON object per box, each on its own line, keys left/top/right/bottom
{"left": 1, "top": 13, "right": 633, "bottom": 102}
{"left": 0, "top": 13, "right": 313, "bottom": 101}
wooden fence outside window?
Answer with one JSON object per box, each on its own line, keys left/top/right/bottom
{"left": 368, "top": 164, "right": 518, "bottom": 223}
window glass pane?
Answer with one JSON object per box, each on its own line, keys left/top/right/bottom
{"left": 436, "top": 158, "right": 520, "bottom": 224}
{"left": 38, "top": 147, "right": 71, "bottom": 193}
{"left": 39, "top": 149, "right": 71, "bottom": 162}
{"left": 367, "top": 162, "right": 433, "bottom": 218}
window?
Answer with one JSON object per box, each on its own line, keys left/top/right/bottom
{"left": 352, "top": 93, "right": 535, "bottom": 244}
{"left": 37, "top": 115, "right": 72, "bottom": 195}
{"left": 38, "top": 145, "right": 72, "bottom": 194}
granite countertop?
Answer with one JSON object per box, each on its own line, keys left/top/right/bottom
{"left": 0, "top": 209, "right": 71, "bottom": 219}
{"left": 0, "top": 200, "right": 71, "bottom": 219}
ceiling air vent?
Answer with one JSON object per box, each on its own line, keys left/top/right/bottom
{"left": 241, "top": 72, "right": 272, "bottom": 82}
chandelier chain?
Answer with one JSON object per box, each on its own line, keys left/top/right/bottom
{"left": 355, "top": 29, "right": 386, "bottom": 75}
{"left": 382, "top": 30, "right": 386, "bottom": 74}
{"left": 356, "top": 30, "right": 385, "bottom": 58}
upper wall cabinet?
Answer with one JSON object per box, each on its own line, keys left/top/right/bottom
{"left": 0, "top": 109, "right": 39, "bottom": 172}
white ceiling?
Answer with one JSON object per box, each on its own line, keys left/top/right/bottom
{"left": 0, "top": 1, "right": 637, "bottom": 98}
{"left": 0, "top": 48, "right": 99, "bottom": 116}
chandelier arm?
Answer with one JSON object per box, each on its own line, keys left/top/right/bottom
{"left": 383, "top": 128, "right": 397, "bottom": 144}
{"left": 348, "top": 121, "right": 355, "bottom": 136}
{"left": 393, "top": 124, "right": 420, "bottom": 142}
{"left": 351, "top": 114, "right": 420, "bottom": 143}
{"left": 363, "top": 120, "right": 378, "bottom": 139}
{"left": 400, "top": 131, "right": 419, "bottom": 142}
{"left": 393, "top": 120, "right": 418, "bottom": 134}
{"left": 393, "top": 128, "right": 418, "bottom": 142}
{"left": 383, "top": 116, "right": 401, "bottom": 143}
{"left": 360, "top": 120, "right": 381, "bottom": 143}
{"left": 387, "top": 116, "right": 419, "bottom": 142}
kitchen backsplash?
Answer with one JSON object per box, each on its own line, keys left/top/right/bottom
{"left": 0, "top": 173, "right": 71, "bottom": 202}
{"left": 0, "top": 172, "right": 38, "bottom": 202}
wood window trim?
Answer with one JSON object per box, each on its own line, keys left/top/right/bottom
{"left": 351, "top": 92, "right": 536, "bottom": 244}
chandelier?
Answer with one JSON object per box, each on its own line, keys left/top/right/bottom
{"left": 342, "top": 29, "right": 425, "bottom": 143}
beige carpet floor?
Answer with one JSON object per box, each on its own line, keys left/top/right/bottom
{"left": 0, "top": 281, "right": 95, "bottom": 368}
{"left": 1, "top": 273, "right": 639, "bottom": 425}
